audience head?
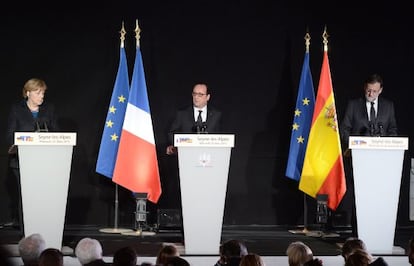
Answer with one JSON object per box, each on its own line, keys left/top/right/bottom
{"left": 221, "top": 239, "right": 248, "bottom": 258}
{"left": 286, "top": 241, "right": 313, "bottom": 266}
{"left": 74, "top": 237, "right": 103, "bottom": 265}
{"left": 18, "top": 233, "right": 46, "bottom": 265}
{"left": 38, "top": 248, "right": 63, "bottom": 266}
{"left": 341, "top": 237, "right": 368, "bottom": 261}
{"left": 164, "top": 256, "right": 190, "bottom": 266}
{"left": 409, "top": 236, "right": 414, "bottom": 265}
{"left": 112, "top": 246, "right": 137, "bottom": 266}
{"left": 0, "top": 245, "right": 13, "bottom": 266}
{"left": 239, "top": 253, "right": 265, "bottom": 266}
{"left": 344, "top": 248, "right": 372, "bottom": 266}
{"left": 218, "top": 239, "right": 248, "bottom": 266}
{"left": 156, "top": 244, "right": 180, "bottom": 265}
{"left": 304, "top": 258, "right": 323, "bottom": 266}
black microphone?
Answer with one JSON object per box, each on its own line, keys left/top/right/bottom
{"left": 369, "top": 121, "right": 375, "bottom": 136}
{"left": 200, "top": 122, "right": 207, "bottom": 133}
{"left": 35, "top": 118, "right": 49, "bottom": 132}
{"left": 378, "top": 122, "right": 383, "bottom": 136}
{"left": 34, "top": 118, "right": 41, "bottom": 132}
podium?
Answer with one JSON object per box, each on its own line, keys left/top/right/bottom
{"left": 349, "top": 136, "right": 408, "bottom": 254}
{"left": 15, "top": 132, "right": 76, "bottom": 250}
{"left": 174, "top": 134, "right": 234, "bottom": 255}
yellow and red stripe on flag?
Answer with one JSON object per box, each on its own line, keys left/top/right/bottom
{"left": 299, "top": 50, "right": 346, "bottom": 211}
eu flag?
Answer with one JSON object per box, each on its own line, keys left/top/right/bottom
{"left": 96, "top": 46, "right": 130, "bottom": 178}
{"left": 285, "top": 51, "right": 315, "bottom": 181}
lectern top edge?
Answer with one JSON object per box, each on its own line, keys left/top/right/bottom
{"left": 348, "top": 136, "right": 408, "bottom": 150}
{"left": 14, "top": 132, "right": 77, "bottom": 146}
{"left": 174, "top": 133, "right": 235, "bottom": 148}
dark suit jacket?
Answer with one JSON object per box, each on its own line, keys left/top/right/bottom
{"left": 167, "top": 105, "right": 222, "bottom": 144}
{"left": 6, "top": 100, "right": 59, "bottom": 167}
{"left": 340, "top": 96, "right": 398, "bottom": 148}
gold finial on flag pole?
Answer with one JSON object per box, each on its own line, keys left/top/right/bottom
{"left": 120, "top": 21, "right": 126, "bottom": 48}
{"left": 305, "top": 32, "right": 311, "bottom": 53}
{"left": 322, "top": 25, "right": 329, "bottom": 52}
{"left": 135, "top": 19, "right": 141, "bottom": 47}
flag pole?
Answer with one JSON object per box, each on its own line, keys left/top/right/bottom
{"left": 302, "top": 32, "right": 311, "bottom": 234}
{"left": 99, "top": 22, "right": 133, "bottom": 234}
{"left": 288, "top": 32, "right": 312, "bottom": 235}
{"left": 99, "top": 184, "right": 132, "bottom": 233}
{"left": 116, "top": 19, "right": 158, "bottom": 237}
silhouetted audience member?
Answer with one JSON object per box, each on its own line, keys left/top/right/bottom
{"left": 214, "top": 239, "right": 248, "bottom": 266}
{"left": 156, "top": 244, "right": 180, "bottom": 265}
{"left": 408, "top": 236, "right": 414, "bottom": 265}
{"left": 18, "top": 233, "right": 46, "bottom": 266}
{"left": 345, "top": 248, "right": 371, "bottom": 266}
{"left": 75, "top": 237, "right": 108, "bottom": 265}
{"left": 304, "top": 258, "right": 323, "bottom": 266}
{"left": 286, "top": 241, "right": 314, "bottom": 266}
{"left": 164, "top": 256, "right": 190, "bottom": 266}
{"left": 239, "top": 253, "right": 265, "bottom": 266}
{"left": 341, "top": 237, "right": 388, "bottom": 266}
{"left": 0, "top": 245, "right": 14, "bottom": 266}
{"left": 112, "top": 246, "right": 137, "bottom": 266}
{"left": 38, "top": 248, "right": 63, "bottom": 266}
{"left": 341, "top": 237, "right": 367, "bottom": 261}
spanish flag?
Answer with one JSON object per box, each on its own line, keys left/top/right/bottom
{"left": 299, "top": 38, "right": 346, "bottom": 211}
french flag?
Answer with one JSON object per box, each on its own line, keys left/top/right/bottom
{"left": 112, "top": 45, "right": 162, "bottom": 203}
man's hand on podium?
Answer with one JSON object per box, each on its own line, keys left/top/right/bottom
{"left": 166, "top": 145, "right": 177, "bottom": 155}
{"left": 8, "top": 145, "right": 17, "bottom": 155}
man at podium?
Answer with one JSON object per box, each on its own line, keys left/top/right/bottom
{"left": 166, "top": 82, "right": 222, "bottom": 155}
{"left": 5, "top": 78, "right": 59, "bottom": 229}
{"left": 339, "top": 73, "right": 398, "bottom": 236}
{"left": 340, "top": 73, "right": 398, "bottom": 147}
{"left": 161, "top": 82, "right": 222, "bottom": 211}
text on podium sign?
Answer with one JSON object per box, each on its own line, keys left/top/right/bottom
{"left": 174, "top": 134, "right": 235, "bottom": 147}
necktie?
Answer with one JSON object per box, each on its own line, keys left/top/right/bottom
{"left": 197, "top": 110, "right": 203, "bottom": 124}
{"left": 370, "top": 102, "right": 375, "bottom": 121}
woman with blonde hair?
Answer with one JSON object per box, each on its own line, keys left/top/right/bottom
{"left": 286, "top": 241, "right": 313, "bottom": 266}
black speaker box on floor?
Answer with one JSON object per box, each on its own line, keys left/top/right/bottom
{"left": 157, "top": 209, "right": 182, "bottom": 231}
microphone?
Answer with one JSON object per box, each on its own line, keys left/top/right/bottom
{"left": 35, "top": 119, "right": 41, "bottom": 132}
{"left": 369, "top": 121, "right": 375, "bottom": 136}
{"left": 35, "top": 118, "right": 49, "bottom": 132}
{"left": 378, "top": 122, "right": 383, "bottom": 136}
{"left": 200, "top": 122, "right": 207, "bottom": 133}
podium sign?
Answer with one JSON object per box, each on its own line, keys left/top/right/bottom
{"left": 174, "top": 134, "right": 234, "bottom": 255}
{"left": 15, "top": 132, "right": 76, "bottom": 250}
{"left": 349, "top": 136, "right": 408, "bottom": 254}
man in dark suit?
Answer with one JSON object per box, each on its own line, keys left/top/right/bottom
{"left": 338, "top": 73, "right": 398, "bottom": 236}
{"left": 340, "top": 73, "right": 398, "bottom": 148}
{"left": 160, "top": 83, "right": 222, "bottom": 212}
{"left": 166, "top": 82, "right": 222, "bottom": 155}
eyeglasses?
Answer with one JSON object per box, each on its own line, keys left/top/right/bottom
{"left": 192, "top": 92, "right": 207, "bottom": 97}
{"left": 365, "top": 89, "right": 380, "bottom": 94}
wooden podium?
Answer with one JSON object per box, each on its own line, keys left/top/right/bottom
{"left": 174, "top": 134, "right": 234, "bottom": 255}
{"left": 15, "top": 132, "right": 76, "bottom": 250}
{"left": 349, "top": 136, "right": 408, "bottom": 254}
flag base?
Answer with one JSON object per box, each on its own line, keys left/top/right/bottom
{"left": 99, "top": 227, "right": 133, "bottom": 234}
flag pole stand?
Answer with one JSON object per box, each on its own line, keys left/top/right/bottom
{"left": 99, "top": 184, "right": 133, "bottom": 234}
{"left": 289, "top": 193, "right": 310, "bottom": 234}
